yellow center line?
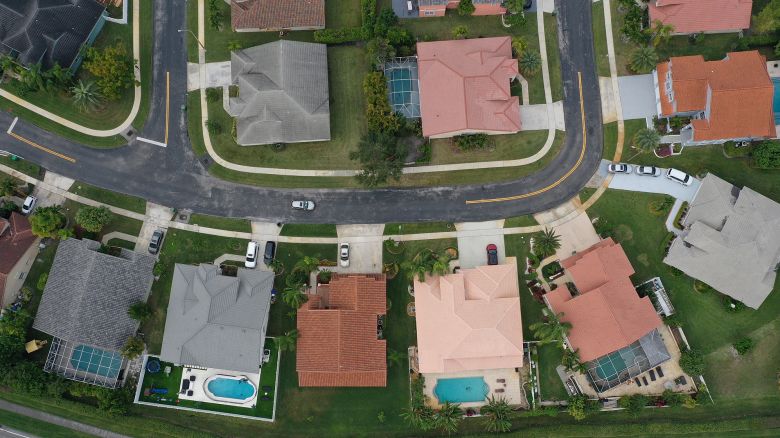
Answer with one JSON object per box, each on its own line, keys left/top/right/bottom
{"left": 466, "top": 71, "right": 587, "bottom": 204}
{"left": 165, "top": 71, "right": 170, "bottom": 144}
{"left": 8, "top": 132, "right": 76, "bottom": 163}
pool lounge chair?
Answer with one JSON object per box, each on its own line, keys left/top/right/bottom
{"left": 496, "top": 378, "right": 506, "bottom": 383}
{"left": 494, "top": 388, "right": 505, "bottom": 393}
{"left": 180, "top": 379, "right": 190, "bottom": 394}
{"left": 656, "top": 366, "right": 664, "bottom": 377}
{"left": 642, "top": 376, "right": 649, "bottom": 386}
{"left": 189, "top": 375, "right": 196, "bottom": 382}
{"left": 649, "top": 370, "right": 656, "bottom": 381}
{"left": 634, "top": 378, "right": 641, "bottom": 386}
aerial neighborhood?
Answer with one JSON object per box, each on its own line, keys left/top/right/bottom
{"left": 0, "top": 0, "right": 777, "bottom": 437}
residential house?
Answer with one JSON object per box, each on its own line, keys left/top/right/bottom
{"left": 653, "top": 51, "right": 776, "bottom": 146}
{"left": 546, "top": 238, "right": 672, "bottom": 394}
{"left": 413, "top": 258, "right": 525, "bottom": 407}
{"left": 418, "top": 0, "right": 505, "bottom": 17}
{"left": 159, "top": 264, "right": 274, "bottom": 374}
{"left": 0, "top": 0, "right": 107, "bottom": 71}
{"left": 647, "top": 0, "right": 752, "bottom": 35}
{"left": 0, "top": 212, "right": 38, "bottom": 307}
{"left": 296, "top": 274, "right": 387, "bottom": 387}
{"left": 227, "top": 41, "right": 331, "bottom": 146}
{"left": 230, "top": 0, "right": 325, "bottom": 32}
{"left": 33, "top": 239, "right": 155, "bottom": 388}
{"left": 664, "top": 174, "right": 780, "bottom": 309}
{"left": 417, "top": 37, "right": 521, "bottom": 138}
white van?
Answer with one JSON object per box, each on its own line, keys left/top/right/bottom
{"left": 245, "top": 241, "right": 259, "bottom": 268}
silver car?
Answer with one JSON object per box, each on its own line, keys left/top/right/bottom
{"left": 291, "top": 200, "right": 315, "bottom": 211}
{"left": 635, "top": 165, "right": 661, "bottom": 177}
{"left": 607, "top": 163, "right": 632, "bottom": 174}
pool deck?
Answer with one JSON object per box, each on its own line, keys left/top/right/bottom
{"left": 422, "top": 368, "right": 528, "bottom": 409}
{"left": 179, "top": 367, "right": 260, "bottom": 409}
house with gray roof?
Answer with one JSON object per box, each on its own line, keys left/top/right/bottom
{"left": 227, "top": 40, "right": 330, "bottom": 146}
{"left": 0, "top": 0, "right": 107, "bottom": 71}
{"left": 159, "top": 264, "right": 274, "bottom": 374}
{"left": 33, "top": 239, "right": 155, "bottom": 388}
{"left": 664, "top": 174, "right": 780, "bottom": 309}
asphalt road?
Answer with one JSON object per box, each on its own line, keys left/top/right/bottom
{"left": 0, "top": 0, "right": 602, "bottom": 224}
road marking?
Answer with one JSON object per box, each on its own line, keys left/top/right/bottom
{"left": 165, "top": 71, "right": 170, "bottom": 144}
{"left": 6, "top": 132, "right": 76, "bottom": 164}
{"left": 137, "top": 137, "right": 167, "bottom": 147}
{"left": 6, "top": 117, "right": 18, "bottom": 134}
{"left": 466, "top": 72, "right": 587, "bottom": 205}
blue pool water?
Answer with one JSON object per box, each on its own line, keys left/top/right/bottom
{"left": 207, "top": 377, "right": 256, "bottom": 401}
{"left": 70, "top": 345, "right": 122, "bottom": 378}
{"left": 433, "top": 377, "right": 489, "bottom": 403}
{"left": 772, "top": 78, "right": 780, "bottom": 124}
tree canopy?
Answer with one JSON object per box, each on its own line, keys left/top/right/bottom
{"left": 350, "top": 131, "right": 407, "bottom": 187}
{"left": 84, "top": 43, "right": 135, "bottom": 101}
{"left": 29, "top": 206, "right": 66, "bottom": 238}
{"left": 75, "top": 205, "right": 113, "bottom": 233}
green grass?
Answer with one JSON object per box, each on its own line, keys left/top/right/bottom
{"left": 106, "top": 238, "right": 136, "bottom": 250}
{"left": 68, "top": 181, "right": 147, "bottom": 214}
{"left": 537, "top": 345, "right": 568, "bottom": 401}
{"left": 0, "top": 408, "right": 92, "bottom": 438}
{"left": 504, "top": 215, "right": 538, "bottom": 228}
{"left": 656, "top": 33, "right": 743, "bottom": 62}
{"left": 602, "top": 119, "right": 644, "bottom": 161}
{"left": 383, "top": 222, "right": 453, "bottom": 235}
{"left": 279, "top": 224, "right": 338, "bottom": 238}
{"left": 61, "top": 199, "right": 143, "bottom": 237}
{"left": 579, "top": 187, "right": 596, "bottom": 204}
{"left": 608, "top": 0, "right": 638, "bottom": 76}
{"left": 326, "top": 0, "right": 362, "bottom": 28}
{"left": 429, "top": 130, "right": 550, "bottom": 165}
{"left": 187, "top": 91, "right": 206, "bottom": 156}
{"left": 142, "top": 229, "right": 249, "bottom": 353}
{"left": 189, "top": 213, "right": 252, "bottom": 232}
{"left": 591, "top": 1, "right": 610, "bottom": 77}
{"left": 0, "top": 156, "right": 41, "bottom": 178}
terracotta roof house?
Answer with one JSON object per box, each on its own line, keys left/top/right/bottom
{"left": 231, "top": 0, "right": 325, "bottom": 32}
{"left": 417, "top": 0, "right": 505, "bottom": 17}
{"left": 0, "top": 0, "right": 107, "bottom": 71}
{"left": 0, "top": 212, "right": 38, "bottom": 307}
{"left": 653, "top": 51, "right": 776, "bottom": 146}
{"left": 546, "top": 239, "right": 670, "bottom": 393}
{"left": 414, "top": 259, "right": 523, "bottom": 374}
{"left": 33, "top": 239, "right": 155, "bottom": 388}
{"left": 417, "top": 37, "right": 521, "bottom": 138}
{"left": 648, "top": 0, "right": 752, "bottom": 35}
{"left": 227, "top": 41, "right": 330, "bottom": 145}
{"left": 665, "top": 174, "right": 780, "bottom": 309}
{"left": 296, "top": 274, "right": 387, "bottom": 387}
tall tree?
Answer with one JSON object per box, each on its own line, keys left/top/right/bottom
{"left": 120, "top": 336, "right": 145, "bottom": 360}
{"left": 534, "top": 228, "right": 561, "bottom": 258}
{"left": 84, "top": 43, "right": 135, "bottom": 101}
{"left": 633, "top": 128, "right": 661, "bottom": 153}
{"left": 561, "top": 348, "right": 587, "bottom": 373}
{"left": 529, "top": 310, "right": 572, "bottom": 346}
{"left": 646, "top": 20, "right": 674, "bottom": 47}
{"left": 127, "top": 301, "right": 153, "bottom": 321}
{"left": 282, "top": 283, "right": 308, "bottom": 309}
{"left": 629, "top": 46, "right": 658, "bottom": 74}
{"left": 0, "top": 177, "right": 16, "bottom": 197}
{"left": 351, "top": 131, "right": 407, "bottom": 187}
{"left": 295, "top": 256, "right": 321, "bottom": 276}
{"left": 753, "top": 0, "right": 780, "bottom": 34}
{"left": 276, "top": 329, "right": 299, "bottom": 352}
{"left": 457, "top": 0, "right": 475, "bottom": 16}
{"left": 433, "top": 402, "right": 462, "bottom": 434}
{"left": 29, "top": 206, "right": 66, "bottom": 238}
{"left": 481, "top": 396, "right": 513, "bottom": 433}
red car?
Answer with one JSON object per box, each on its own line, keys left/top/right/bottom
{"left": 486, "top": 244, "right": 498, "bottom": 265}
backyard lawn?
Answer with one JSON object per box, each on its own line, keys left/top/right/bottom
{"left": 68, "top": 181, "right": 147, "bottom": 214}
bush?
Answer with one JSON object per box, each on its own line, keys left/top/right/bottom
{"left": 618, "top": 394, "right": 649, "bottom": 416}
{"left": 206, "top": 119, "right": 222, "bottom": 135}
{"left": 75, "top": 206, "right": 113, "bottom": 233}
{"left": 733, "top": 337, "right": 754, "bottom": 355}
{"left": 29, "top": 206, "right": 66, "bottom": 238}
{"left": 361, "top": 0, "right": 377, "bottom": 38}
{"left": 153, "top": 261, "right": 165, "bottom": 277}
{"left": 752, "top": 141, "right": 780, "bottom": 169}
{"left": 374, "top": 7, "right": 397, "bottom": 37}
{"left": 314, "top": 27, "right": 366, "bottom": 44}
{"left": 457, "top": 0, "right": 475, "bottom": 16}
{"left": 205, "top": 87, "right": 221, "bottom": 103}
{"left": 661, "top": 389, "right": 689, "bottom": 407}
{"left": 679, "top": 348, "right": 705, "bottom": 376}
{"left": 83, "top": 43, "right": 135, "bottom": 101}
{"left": 36, "top": 272, "right": 48, "bottom": 292}
{"left": 455, "top": 133, "right": 489, "bottom": 151}
{"left": 567, "top": 395, "right": 600, "bottom": 420}
{"left": 363, "top": 72, "right": 400, "bottom": 134}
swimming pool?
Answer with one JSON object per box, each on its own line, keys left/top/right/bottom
{"left": 204, "top": 375, "right": 257, "bottom": 403}
{"left": 772, "top": 78, "right": 780, "bottom": 124}
{"left": 69, "top": 345, "right": 122, "bottom": 378}
{"left": 433, "top": 377, "right": 489, "bottom": 403}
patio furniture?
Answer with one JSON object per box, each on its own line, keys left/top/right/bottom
{"left": 164, "top": 366, "right": 171, "bottom": 376}
{"left": 656, "top": 366, "right": 664, "bottom": 377}
{"left": 675, "top": 376, "right": 687, "bottom": 386}
{"left": 634, "top": 378, "right": 642, "bottom": 386}
{"left": 189, "top": 375, "right": 196, "bottom": 382}
{"left": 642, "top": 377, "right": 649, "bottom": 386}
{"left": 187, "top": 390, "right": 194, "bottom": 396}
{"left": 649, "top": 370, "right": 656, "bottom": 381}
{"left": 261, "top": 395, "right": 272, "bottom": 401}
{"left": 497, "top": 378, "right": 506, "bottom": 383}
{"left": 180, "top": 379, "right": 190, "bottom": 394}
{"left": 495, "top": 388, "right": 504, "bottom": 393}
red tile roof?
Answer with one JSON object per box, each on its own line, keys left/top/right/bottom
{"left": 231, "top": 0, "right": 325, "bottom": 31}
{"left": 0, "top": 212, "right": 37, "bottom": 302}
{"left": 296, "top": 274, "right": 387, "bottom": 387}
{"left": 546, "top": 239, "right": 662, "bottom": 362}
{"left": 656, "top": 51, "right": 776, "bottom": 141}
{"left": 648, "top": 0, "right": 752, "bottom": 34}
{"left": 417, "top": 37, "right": 521, "bottom": 138}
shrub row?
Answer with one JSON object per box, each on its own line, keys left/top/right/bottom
{"left": 313, "top": 27, "right": 366, "bottom": 44}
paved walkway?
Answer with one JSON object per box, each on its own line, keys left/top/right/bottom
{"left": 0, "top": 1, "right": 141, "bottom": 137}
{"left": 187, "top": 61, "right": 231, "bottom": 91}
{"left": 0, "top": 400, "right": 130, "bottom": 438}
{"left": 101, "top": 231, "right": 138, "bottom": 245}
{"left": 602, "top": 0, "right": 626, "bottom": 162}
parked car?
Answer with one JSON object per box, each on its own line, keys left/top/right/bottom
{"left": 148, "top": 229, "right": 165, "bottom": 254}
{"left": 21, "top": 196, "right": 36, "bottom": 215}
{"left": 339, "top": 243, "right": 350, "bottom": 268}
{"left": 607, "top": 163, "right": 632, "bottom": 174}
{"left": 666, "top": 168, "right": 693, "bottom": 186}
{"left": 635, "top": 165, "right": 661, "bottom": 177}
{"left": 486, "top": 244, "right": 498, "bottom": 266}
{"left": 245, "top": 241, "right": 259, "bottom": 268}
{"left": 263, "top": 241, "right": 276, "bottom": 266}
{"left": 291, "top": 200, "right": 315, "bottom": 211}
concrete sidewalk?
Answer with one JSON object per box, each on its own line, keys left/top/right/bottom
{"left": 0, "top": 400, "right": 130, "bottom": 438}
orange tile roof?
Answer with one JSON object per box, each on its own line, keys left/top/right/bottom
{"left": 648, "top": 0, "right": 752, "bottom": 34}
{"left": 656, "top": 51, "right": 776, "bottom": 141}
{"left": 0, "top": 213, "right": 36, "bottom": 302}
{"left": 231, "top": 0, "right": 325, "bottom": 31}
{"left": 547, "top": 239, "right": 661, "bottom": 362}
{"left": 296, "top": 274, "right": 387, "bottom": 387}
{"left": 417, "top": 37, "right": 521, "bottom": 137}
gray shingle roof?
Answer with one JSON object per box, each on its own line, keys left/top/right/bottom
{"left": 0, "top": 0, "right": 105, "bottom": 70}
{"left": 159, "top": 264, "right": 274, "bottom": 373}
{"left": 32, "top": 239, "right": 155, "bottom": 350}
{"left": 227, "top": 40, "right": 330, "bottom": 146}
{"left": 664, "top": 174, "right": 780, "bottom": 309}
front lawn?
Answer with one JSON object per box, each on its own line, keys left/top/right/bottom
{"left": 504, "top": 215, "right": 538, "bottom": 228}
{"left": 0, "top": 156, "right": 41, "bottom": 178}
{"left": 383, "top": 222, "right": 453, "bottom": 235}
{"left": 603, "top": 119, "right": 645, "bottom": 160}
{"left": 591, "top": 1, "right": 610, "bottom": 77}
{"left": 68, "top": 181, "right": 147, "bottom": 214}
{"left": 429, "top": 130, "right": 550, "bottom": 165}
{"left": 61, "top": 199, "right": 143, "bottom": 237}
{"left": 279, "top": 224, "right": 338, "bottom": 237}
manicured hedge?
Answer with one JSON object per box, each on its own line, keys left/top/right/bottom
{"left": 313, "top": 27, "right": 366, "bottom": 44}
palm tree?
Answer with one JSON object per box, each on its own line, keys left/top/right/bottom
{"left": 18, "top": 63, "right": 45, "bottom": 92}
{"left": 276, "top": 329, "right": 299, "bottom": 352}
{"left": 401, "top": 405, "right": 436, "bottom": 431}
{"left": 71, "top": 80, "right": 101, "bottom": 111}
{"left": 519, "top": 51, "right": 542, "bottom": 76}
{"left": 295, "top": 256, "right": 320, "bottom": 276}
{"left": 433, "top": 402, "right": 462, "bottom": 434}
{"left": 629, "top": 46, "right": 658, "bottom": 74}
{"left": 511, "top": 36, "right": 528, "bottom": 57}
{"left": 268, "top": 258, "right": 284, "bottom": 275}
{"left": 387, "top": 348, "right": 407, "bottom": 368}
{"left": 282, "top": 283, "right": 308, "bottom": 309}
{"left": 534, "top": 228, "right": 561, "bottom": 258}
{"left": 0, "top": 177, "right": 16, "bottom": 197}
{"left": 647, "top": 20, "right": 675, "bottom": 47}
{"left": 431, "top": 253, "right": 451, "bottom": 276}
{"left": 633, "top": 128, "right": 661, "bottom": 153}
{"left": 481, "top": 396, "right": 513, "bottom": 433}
{"left": 561, "top": 348, "right": 587, "bottom": 373}
{"left": 227, "top": 40, "right": 242, "bottom": 52}
{"left": 529, "top": 309, "right": 572, "bottom": 346}
{"left": 0, "top": 54, "right": 15, "bottom": 82}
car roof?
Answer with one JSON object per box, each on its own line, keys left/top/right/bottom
{"left": 247, "top": 241, "right": 257, "bottom": 250}
{"left": 668, "top": 168, "right": 687, "bottom": 178}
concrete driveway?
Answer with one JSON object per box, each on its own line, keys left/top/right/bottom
{"left": 618, "top": 74, "right": 657, "bottom": 121}
{"left": 455, "top": 221, "right": 505, "bottom": 269}
{"left": 332, "top": 225, "right": 384, "bottom": 274}
{"left": 550, "top": 212, "right": 600, "bottom": 259}
{"left": 602, "top": 160, "right": 701, "bottom": 201}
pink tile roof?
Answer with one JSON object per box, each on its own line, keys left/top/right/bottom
{"left": 547, "top": 239, "right": 662, "bottom": 362}
{"left": 414, "top": 258, "right": 523, "bottom": 374}
{"left": 0, "top": 212, "right": 36, "bottom": 302}
{"left": 416, "top": 37, "right": 521, "bottom": 137}
{"left": 231, "top": 0, "right": 325, "bottom": 31}
{"left": 648, "top": 0, "right": 752, "bottom": 34}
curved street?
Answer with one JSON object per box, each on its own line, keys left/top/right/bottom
{"left": 0, "top": 0, "right": 601, "bottom": 224}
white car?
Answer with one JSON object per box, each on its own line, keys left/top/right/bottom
{"left": 635, "top": 165, "right": 661, "bottom": 177}
{"left": 21, "top": 196, "right": 36, "bottom": 215}
{"left": 607, "top": 163, "right": 632, "bottom": 174}
{"left": 339, "top": 243, "right": 350, "bottom": 268}
{"left": 291, "top": 200, "right": 315, "bottom": 211}
{"left": 245, "top": 241, "right": 259, "bottom": 268}
{"left": 666, "top": 168, "right": 694, "bottom": 186}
